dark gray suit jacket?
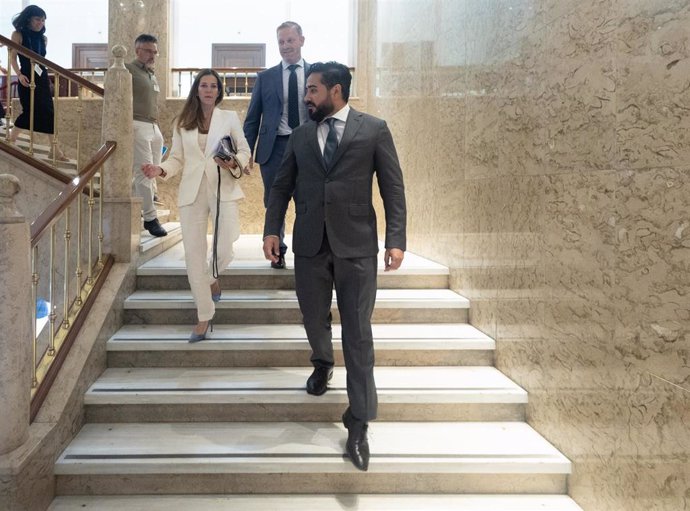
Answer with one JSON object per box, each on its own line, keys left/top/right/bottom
{"left": 264, "top": 108, "right": 406, "bottom": 259}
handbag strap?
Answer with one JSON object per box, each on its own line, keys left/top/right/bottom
{"left": 212, "top": 165, "right": 221, "bottom": 279}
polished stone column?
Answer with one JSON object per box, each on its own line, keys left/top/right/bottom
{"left": 109, "top": 0, "right": 170, "bottom": 100}
{"left": 0, "top": 174, "right": 31, "bottom": 455}
{"left": 101, "top": 45, "right": 137, "bottom": 262}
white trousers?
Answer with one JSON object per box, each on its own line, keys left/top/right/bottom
{"left": 132, "top": 120, "right": 163, "bottom": 221}
{"left": 179, "top": 174, "right": 241, "bottom": 322}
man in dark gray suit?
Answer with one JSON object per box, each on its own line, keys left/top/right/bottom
{"left": 263, "top": 62, "right": 406, "bottom": 471}
{"left": 245, "top": 21, "right": 309, "bottom": 269}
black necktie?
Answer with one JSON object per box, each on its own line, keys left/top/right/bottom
{"left": 323, "top": 118, "right": 338, "bottom": 166}
{"left": 287, "top": 64, "right": 299, "bottom": 129}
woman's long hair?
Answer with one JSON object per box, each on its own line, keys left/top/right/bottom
{"left": 12, "top": 5, "right": 47, "bottom": 31}
{"left": 176, "top": 69, "right": 224, "bottom": 131}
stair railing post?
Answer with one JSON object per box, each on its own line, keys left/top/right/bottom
{"left": 0, "top": 174, "right": 31, "bottom": 455}
{"left": 101, "top": 45, "right": 137, "bottom": 263}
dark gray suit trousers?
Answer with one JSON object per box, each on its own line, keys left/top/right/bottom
{"left": 295, "top": 229, "right": 378, "bottom": 422}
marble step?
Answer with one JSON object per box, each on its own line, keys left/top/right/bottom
{"left": 84, "top": 366, "right": 526, "bottom": 422}
{"left": 137, "top": 235, "right": 449, "bottom": 290}
{"left": 54, "top": 422, "right": 572, "bottom": 495}
{"left": 123, "top": 288, "right": 470, "bottom": 324}
{"left": 141, "top": 209, "right": 171, "bottom": 225}
{"left": 107, "top": 323, "right": 495, "bottom": 367}
{"left": 139, "top": 221, "right": 183, "bottom": 263}
{"left": 49, "top": 494, "right": 585, "bottom": 511}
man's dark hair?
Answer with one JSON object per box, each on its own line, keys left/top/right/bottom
{"left": 307, "top": 62, "right": 352, "bottom": 102}
{"left": 134, "top": 33, "right": 158, "bottom": 45}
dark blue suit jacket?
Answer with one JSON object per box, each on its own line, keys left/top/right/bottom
{"left": 243, "top": 61, "right": 310, "bottom": 165}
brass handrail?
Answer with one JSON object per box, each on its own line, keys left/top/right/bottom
{"left": 30, "top": 142, "right": 115, "bottom": 244}
{"left": 0, "top": 34, "right": 104, "bottom": 97}
{"left": 28, "top": 140, "right": 116, "bottom": 421}
{"left": 0, "top": 33, "right": 104, "bottom": 174}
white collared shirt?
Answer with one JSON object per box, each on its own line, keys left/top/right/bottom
{"left": 278, "top": 58, "right": 307, "bottom": 135}
{"left": 318, "top": 104, "right": 350, "bottom": 155}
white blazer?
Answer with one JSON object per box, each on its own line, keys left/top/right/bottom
{"left": 160, "top": 108, "right": 251, "bottom": 207}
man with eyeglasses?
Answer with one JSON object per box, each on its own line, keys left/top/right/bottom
{"left": 126, "top": 33, "right": 167, "bottom": 237}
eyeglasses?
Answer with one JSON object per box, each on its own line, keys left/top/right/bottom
{"left": 137, "top": 48, "right": 159, "bottom": 56}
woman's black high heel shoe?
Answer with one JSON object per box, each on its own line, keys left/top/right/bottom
{"left": 189, "top": 320, "right": 213, "bottom": 343}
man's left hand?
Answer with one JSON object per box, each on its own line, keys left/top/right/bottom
{"left": 384, "top": 248, "right": 404, "bottom": 271}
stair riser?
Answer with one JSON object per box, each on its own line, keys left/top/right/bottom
{"left": 85, "top": 403, "right": 526, "bottom": 423}
{"left": 56, "top": 473, "right": 567, "bottom": 496}
{"left": 136, "top": 274, "right": 449, "bottom": 291}
{"left": 124, "top": 308, "right": 469, "bottom": 325}
{"left": 138, "top": 233, "right": 184, "bottom": 264}
{"left": 107, "top": 349, "right": 494, "bottom": 368}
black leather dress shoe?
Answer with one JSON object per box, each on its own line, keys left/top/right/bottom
{"left": 306, "top": 366, "right": 333, "bottom": 396}
{"left": 342, "top": 408, "right": 369, "bottom": 471}
{"left": 271, "top": 254, "right": 286, "bottom": 269}
{"left": 143, "top": 218, "right": 167, "bottom": 237}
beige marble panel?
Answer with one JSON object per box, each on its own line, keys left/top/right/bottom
{"left": 542, "top": 171, "right": 617, "bottom": 303}
{"left": 465, "top": 58, "right": 503, "bottom": 181}
{"left": 538, "top": 0, "right": 579, "bottom": 26}
{"left": 494, "top": 296, "right": 546, "bottom": 341}
{"left": 369, "top": 0, "right": 690, "bottom": 508}
{"left": 616, "top": 56, "right": 690, "bottom": 169}
{"left": 530, "top": 374, "right": 689, "bottom": 510}
{"left": 616, "top": 0, "right": 690, "bottom": 59}
{"left": 465, "top": 0, "right": 544, "bottom": 65}
{"left": 527, "top": 380, "right": 689, "bottom": 459}
{"left": 541, "top": 2, "right": 617, "bottom": 173}
{"left": 613, "top": 167, "right": 690, "bottom": 389}
{"left": 569, "top": 456, "right": 689, "bottom": 511}
{"left": 496, "top": 34, "right": 550, "bottom": 177}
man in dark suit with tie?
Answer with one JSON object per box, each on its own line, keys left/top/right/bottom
{"left": 263, "top": 62, "right": 407, "bottom": 471}
{"left": 244, "top": 21, "right": 309, "bottom": 269}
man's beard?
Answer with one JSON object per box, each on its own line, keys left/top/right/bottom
{"left": 307, "top": 98, "right": 334, "bottom": 123}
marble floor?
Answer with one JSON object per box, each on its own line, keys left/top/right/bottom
{"left": 49, "top": 494, "right": 585, "bottom": 511}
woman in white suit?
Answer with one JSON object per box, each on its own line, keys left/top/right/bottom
{"left": 142, "top": 69, "right": 250, "bottom": 342}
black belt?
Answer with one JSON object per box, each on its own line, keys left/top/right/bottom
{"left": 276, "top": 134, "right": 291, "bottom": 139}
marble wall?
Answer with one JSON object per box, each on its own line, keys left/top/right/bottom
{"left": 366, "top": 0, "right": 689, "bottom": 510}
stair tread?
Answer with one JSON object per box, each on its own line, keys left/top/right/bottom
{"left": 49, "top": 494, "right": 585, "bottom": 511}
{"left": 107, "top": 323, "right": 494, "bottom": 351}
{"left": 84, "top": 366, "right": 526, "bottom": 404}
{"left": 140, "top": 222, "right": 182, "bottom": 253}
{"left": 124, "top": 288, "right": 470, "bottom": 309}
{"left": 137, "top": 234, "right": 449, "bottom": 276}
{"left": 55, "top": 421, "right": 571, "bottom": 475}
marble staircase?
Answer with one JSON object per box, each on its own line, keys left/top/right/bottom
{"left": 0, "top": 125, "right": 78, "bottom": 173}
{"left": 48, "top": 235, "right": 584, "bottom": 510}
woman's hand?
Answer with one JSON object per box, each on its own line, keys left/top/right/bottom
{"left": 213, "top": 156, "right": 237, "bottom": 171}
{"left": 141, "top": 163, "right": 163, "bottom": 179}
{"left": 18, "top": 74, "right": 30, "bottom": 87}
